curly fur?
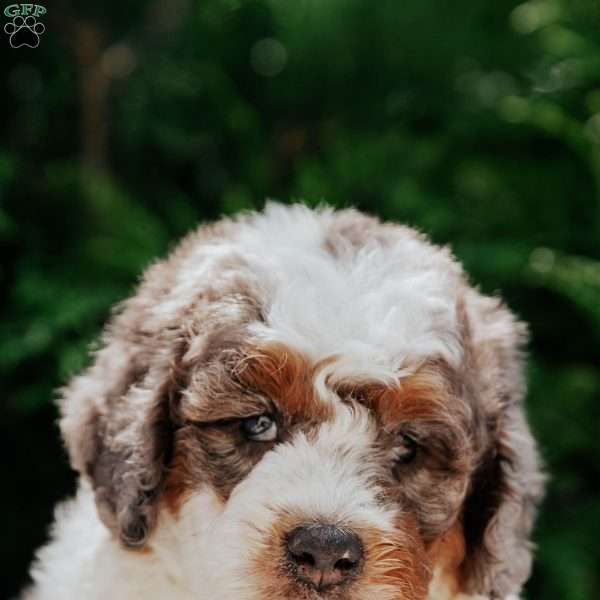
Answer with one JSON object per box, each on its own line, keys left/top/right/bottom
{"left": 25, "top": 204, "right": 544, "bottom": 600}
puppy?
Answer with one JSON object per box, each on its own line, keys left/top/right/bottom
{"left": 25, "top": 204, "right": 543, "bottom": 600}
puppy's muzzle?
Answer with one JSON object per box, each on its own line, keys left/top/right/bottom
{"left": 286, "top": 524, "right": 363, "bottom": 590}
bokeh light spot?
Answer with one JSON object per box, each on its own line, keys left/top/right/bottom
{"left": 530, "top": 247, "right": 556, "bottom": 274}
{"left": 511, "top": 0, "right": 560, "bottom": 35}
{"left": 101, "top": 44, "right": 137, "bottom": 79}
{"left": 250, "top": 37, "right": 287, "bottom": 77}
{"left": 584, "top": 114, "right": 600, "bottom": 144}
{"left": 499, "top": 95, "right": 530, "bottom": 123}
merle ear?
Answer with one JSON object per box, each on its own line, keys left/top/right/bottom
{"left": 59, "top": 324, "right": 186, "bottom": 549}
{"left": 460, "top": 292, "right": 545, "bottom": 598}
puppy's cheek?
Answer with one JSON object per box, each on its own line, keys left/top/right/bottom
{"left": 424, "top": 523, "right": 467, "bottom": 600}
{"left": 357, "top": 518, "right": 431, "bottom": 600}
{"left": 156, "top": 488, "right": 230, "bottom": 595}
{"left": 171, "top": 483, "right": 277, "bottom": 600}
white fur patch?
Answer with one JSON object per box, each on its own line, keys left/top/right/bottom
{"left": 241, "top": 204, "right": 464, "bottom": 379}
{"left": 162, "top": 203, "right": 464, "bottom": 382}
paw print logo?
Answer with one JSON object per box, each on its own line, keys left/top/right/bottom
{"left": 4, "top": 14, "right": 45, "bottom": 48}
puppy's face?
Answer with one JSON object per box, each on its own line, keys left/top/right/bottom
{"left": 165, "top": 346, "right": 469, "bottom": 600}
{"left": 59, "top": 206, "right": 543, "bottom": 599}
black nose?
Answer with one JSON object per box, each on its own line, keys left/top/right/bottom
{"left": 286, "top": 524, "right": 363, "bottom": 590}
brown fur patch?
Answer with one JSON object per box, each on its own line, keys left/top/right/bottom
{"left": 335, "top": 361, "right": 455, "bottom": 428}
{"left": 162, "top": 436, "right": 196, "bottom": 515}
{"left": 234, "top": 343, "right": 334, "bottom": 423}
{"left": 360, "top": 517, "right": 431, "bottom": 600}
{"left": 427, "top": 522, "right": 467, "bottom": 595}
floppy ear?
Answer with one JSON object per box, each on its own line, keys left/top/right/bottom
{"left": 59, "top": 318, "right": 187, "bottom": 549}
{"left": 460, "top": 292, "right": 544, "bottom": 598}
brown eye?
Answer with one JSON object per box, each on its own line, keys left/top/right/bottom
{"left": 393, "top": 434, "right": 418, "bottom": 465}
{"left": 241, "top": 414, "right": 278, "bottom": 442}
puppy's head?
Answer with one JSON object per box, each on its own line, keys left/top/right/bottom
{"left": 59, "top": 205, "right": 543, "bottom": 599}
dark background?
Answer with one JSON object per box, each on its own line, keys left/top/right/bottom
{"left": 2, "top": 0, "right": 599, "bottom": 598}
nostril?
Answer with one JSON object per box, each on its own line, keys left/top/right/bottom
{"left": 295, "top": 552, "right": 316, "bottom": 567}
{"left": 334, "top": 557, "right": 357, "bottom": 572}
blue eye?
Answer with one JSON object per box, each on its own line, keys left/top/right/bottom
{"left": 241, "top": 415, "right": 278, "bottom": 442}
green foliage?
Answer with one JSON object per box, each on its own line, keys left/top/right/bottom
{"left": 1, "top": 0, "right": 599, "bottom": 597}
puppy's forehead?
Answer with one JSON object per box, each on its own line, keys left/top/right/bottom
{"left": 165, "top": 204, "right": 467, "bottom": 383}
{"left": 239, "top": 205, "right": 465, "bottom": 379}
